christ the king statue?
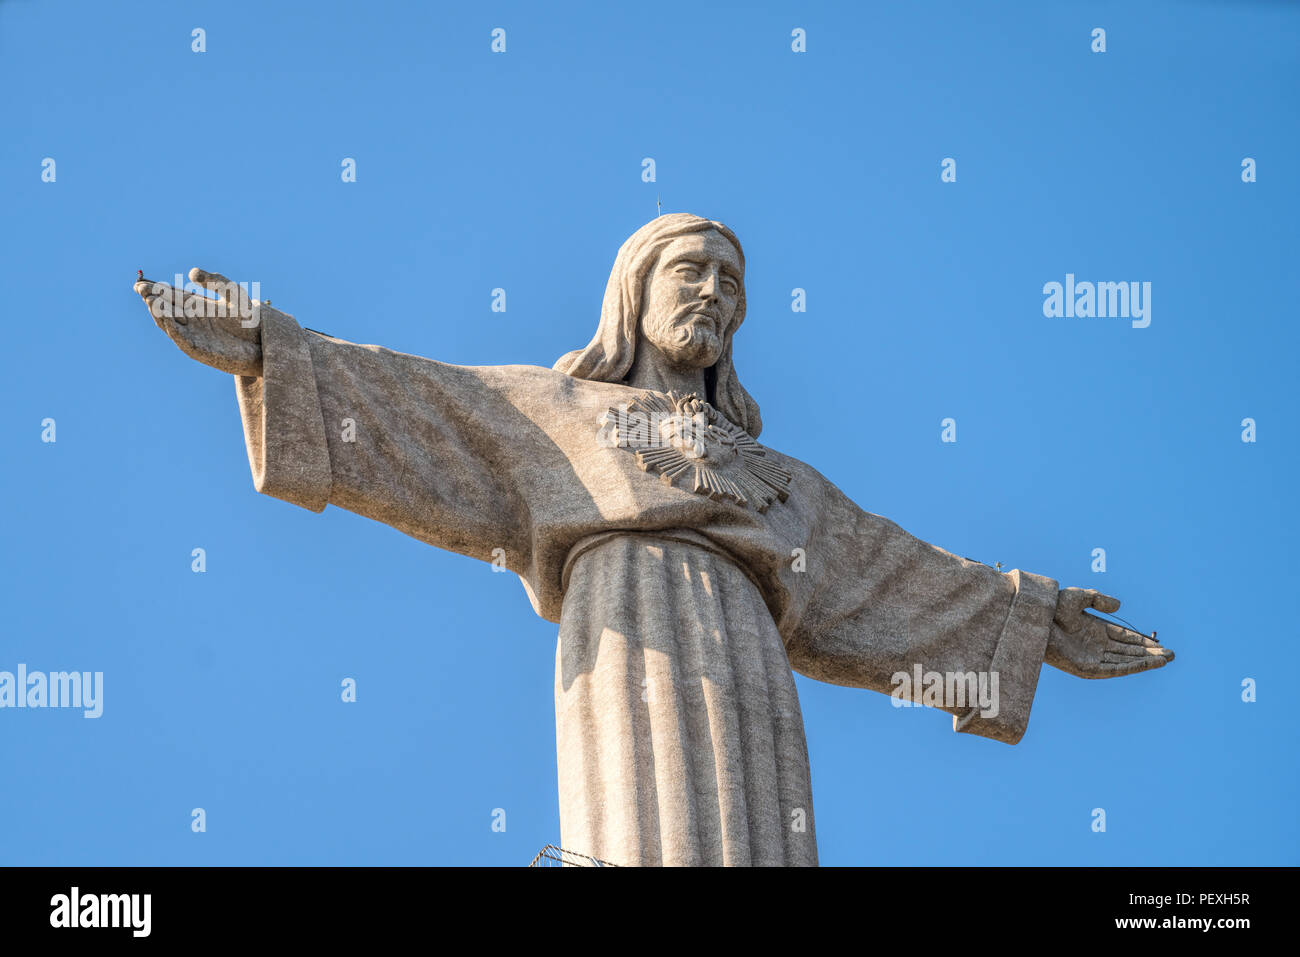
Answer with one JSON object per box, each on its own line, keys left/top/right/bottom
{"left": 134, "top": 213, "right": 1174, "bottom": 866}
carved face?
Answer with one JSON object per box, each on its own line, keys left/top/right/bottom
{"left": 639, "top": 230, "right": 743, "bottom": 370}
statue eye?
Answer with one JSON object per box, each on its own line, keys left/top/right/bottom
{"left": 676, "top": 266, "right": 700, "bottom": 280}
{"left": 721, "top": 278, "right": 738, "bottom": 295}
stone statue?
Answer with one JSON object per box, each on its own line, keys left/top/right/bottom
{"left": 134, "top": 213, "right": 1173, "bottom": 866}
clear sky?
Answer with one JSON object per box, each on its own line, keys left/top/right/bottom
{"left": 2, "top": 0, "right": 1296, "bottom": 866}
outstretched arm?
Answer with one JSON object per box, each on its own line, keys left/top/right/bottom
{"left": 782, "top": 478, "right": 1173, "bottom": 744}
{"left": 133, "top": 268, "right": 547, "bottom": 572}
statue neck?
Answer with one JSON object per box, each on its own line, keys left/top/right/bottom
{"left": 623, "top": 345, "right": 709, "bottom": 399}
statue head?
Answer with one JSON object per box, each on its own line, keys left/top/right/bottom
{"left": 553, "top": 213, "right": 763, "bottom": 438}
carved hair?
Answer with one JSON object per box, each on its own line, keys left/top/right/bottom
{"left": 553, "top": 213, "right": 763, "bottom": 439}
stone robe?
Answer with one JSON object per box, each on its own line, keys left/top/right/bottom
{"left": 234, "top": 307, "right": 1061, "bottom": 867}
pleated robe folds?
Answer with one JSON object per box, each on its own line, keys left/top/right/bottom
{"left": 557, "top": 532, "right": 817, "bottom": 866}
{"left": 235, "top": 306, "right": 1061, "bottom": 867}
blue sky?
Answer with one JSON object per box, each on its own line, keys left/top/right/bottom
{"left": 1, "top": 0, "right": 1296, "bottom": 866}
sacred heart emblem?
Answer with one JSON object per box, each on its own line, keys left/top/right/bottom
{"left": 598, "top": 391, "right": 793, "bottom": 512}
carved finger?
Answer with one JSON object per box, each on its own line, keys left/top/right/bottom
{"left": 135, "top": 280, "right": 191, "bottom": 327}
{"left": 1103, "top": 642, "right": 1148, "bottom": 658}
{"left": 1103, "top": 646, "right": 1173, "bottom": 664}
{"left": 1104, "top": 621, "right": 1162, "bottom": 648}
{"left": 140, "top": 282, "right": 242, "bottom": 326}
{"left": 135, "top": 279, "right": 165, "bottom": 317}
{"left": 135, "top": 278, "right": 172, "bottom": 311}
{"left": 190, "top": 268, "right": 255, "bottom": 313}
{"left": 157, "top": 286, "right": 204, "bottom": 325}
{"left": 1099, "top": 653, "right": 1170, "bottom": 675}
{"left": 136, "top": 280, "right": 183, "bottom": 338}
{"left": 1089, "top": 592, "right": 1121, "bottom": 614}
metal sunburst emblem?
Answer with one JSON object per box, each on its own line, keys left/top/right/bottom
{"left": 599, "top": 391, "right": 792, "bottom": 512}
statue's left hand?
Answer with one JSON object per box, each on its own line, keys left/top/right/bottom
{"left": 1045, "top": 588, "right": 1174, "bottom": 678}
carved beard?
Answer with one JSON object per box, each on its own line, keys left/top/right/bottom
{"left": 646, "top": 308, "right": 724, "bottom": 369}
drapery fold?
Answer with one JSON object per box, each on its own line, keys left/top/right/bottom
{"left": 556, "top": 534, "right": 817, "bottom": 866}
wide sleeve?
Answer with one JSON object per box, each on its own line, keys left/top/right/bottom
{"left": 234, "top": 304, "right": 552, "bottom": 577}
{"left": 781, "top": 479, "right": 1060, "bottom": 745}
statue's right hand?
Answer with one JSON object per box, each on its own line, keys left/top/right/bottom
{"left": 134, "top": 268, "right": 264, "bottom": 376}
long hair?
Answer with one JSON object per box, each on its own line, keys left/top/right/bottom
{"left": 553, "top": 213, "right": 763, "bottom": 439}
